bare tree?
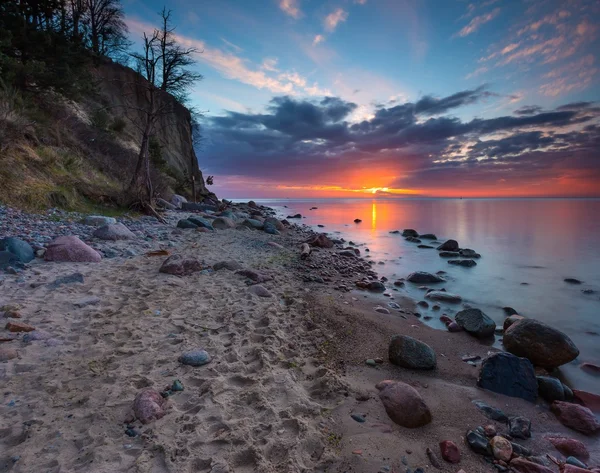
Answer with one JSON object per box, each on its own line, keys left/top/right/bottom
{"left": 85, "top": 0, "right": 128, "bottom": 57}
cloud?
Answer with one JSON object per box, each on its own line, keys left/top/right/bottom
{"left": 220, "top": 37, "right": 243, "bottom": 53}
{"left": 313, "top": 34, "right": 325, "bottom": 46}
{"left": 514, "top": 105, "right": 543, "bottom": 116}
{"left": 456, "top": 8, "right": 500, "bottom": 37}
{"left": 465, "top": 66, "right": 489, "bottom": 79}
{"left": 324, "top": 8, "right": 349, "bottom": 32}
{"left": 279, "top": 0, "right": 302, "bottom": 19}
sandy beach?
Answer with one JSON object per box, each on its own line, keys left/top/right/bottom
{"left": 1, "top": 202, "right": 599, "bottom": 473}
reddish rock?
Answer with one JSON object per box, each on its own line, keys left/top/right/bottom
{"left": 133, "top": 389, "right": 167, "bottom": 424}
{"left": 562, "top": 465, "right": 591, "bottom": 473}
{"left": 551, "top": 401, "right": 600, "bottom": 435}
{"left": 546, "top": 436, "right": 589, "bottom": 460}
{"left": 447, "top": 322, "right": 462, "bottom": 332}
{"left": 573, "top": 389, "right": 600, "bottom": 413}
{"left": 306, "top": 233, "right": 333, "bottom": 248}
{"left": 503, "top": 314, "right": 525, "bottom": 331}
{"left": 6, "top": 321, "right": 35, "bottom": 332}
{"left": 510, "top": 457, "right": 555, "bottom": 473}
{"left": 375, "top": 380, "right": 432, "bottom": 428}
{"left": 159, "top": 254, "right": 205, "bottom": 276}
{"left": 483, "top": 425, "right": 497, "bottom": 437}
{"left": 440, "top": 315, "right": 453, "bottom": 325}
{"left": 439, "top": 440, "right": 461, "bottom": 463}
{"left": 3, "top": 310, "right": 21, "bottom": 319}
{"left": 490, "top": 436, "right": 513, "bottom": 462}
{"left": 45, "top": 236, "right": 101, "bottom": 262}
{"left": 196, "top": 227, "right": 211, "bottom": 233}
{"left": 0, "top": 347, "right": 18, "bottom": 361}
{"left": 580, "top": 362, "right": 600, "bottom": 376}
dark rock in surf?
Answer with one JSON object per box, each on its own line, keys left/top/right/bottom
{"left": 455, "top": 308, "right": 495, "bottom": 338}
{"left": 402, "top": 229, "right": 419, "bottom": 237}
{"left": 437, "top": 239, "right": 459, "bottom": 251}
{"left": 477, "top": 352, "right": 538, "bottom": 402}
{"left": 406, "top": 272, "right": 445, "bottom": 284}
{"left": 449, "top": 259, "right": 477, "bottom": 267}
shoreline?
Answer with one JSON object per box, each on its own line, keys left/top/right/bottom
{"left": 0, "top": 201, "right": 599, "bottom": 472}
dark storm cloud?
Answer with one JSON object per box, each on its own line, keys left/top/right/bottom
{"left": 200, "top": 90, "right": 600, "bottom": 189}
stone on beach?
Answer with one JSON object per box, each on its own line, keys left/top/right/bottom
{"left": 376, "top": 380, "right": 431, "bottom": 428}
{"left": 510, "top": 457, "right": 554, "bottom": 473}
{"left": 235, "top": 269, "right": 273, "bottom": 283}
{"left": 170, "top": 194, "right": 187, "bottom": 208}
{"left": 455, "top": 308, "right": 496, "bottom": 338}
{"left": 503, "top": 318, "right": 579, "bottom": 368}
{"left": 437, "top": 239, "right": 459, "bottom": 251}
{"left": 472, "top": 400, "right": 508, "bottom": 422}
{"left": 0, "top": 237, "right": 34, "bottom": 263}
{"left": 388, "top": 335, "right": 437, "bottom": 370}
{"left": 212, "top": 217, "right": 236, "bottom": 229}
{"left": 264, "top": 217, "right": 285, "bottom": 231}
{"left": 477, "top": 352, "right": 538, "bottom": 402}
{"left": 439, "top": 440, "right": 460, "bottom": 463}
{"left": 573, "top": 389, "right": 600, "bottom": 412}
{"left": 81, "top": 215, "right": 117, "bottom": 226}
{"left": 188, "top": 217, "right": 215, "bottom": 231}
{"left": 545, "top": 437, "right": 589, "bottom": 460}
{"left": 263, "top": 222, "right": 280, "bottom": 235}
{"left": 426, "top": 291, "right": 462, "bottom": 303}
{"left": 490, "top": 436, "right": 512, "bottom": 462}
{"left": 6, "top": 321, "right": 36, "bottom": 332}
{"left": 536, "top": 375, "right": 573, "bottom": 403}
{"left": 249, "top": 285, "right": 272, "bottom": 297}
{"left": 306, "top": 234, "right": 334, "bottom": 248}
{"left": 213, "top": 260, "right": 243, "bottom": 271}
{"left": 159, "top": 254, "right": 205, "bottom": 276}
{"left": 0, "top": 347, "right": 18, "bottom": 361}
{"left": 503, "top": 314, "right": 525, "bottom": 331}
{"left": 509, "top": 416, "right": 531, "bottom": 439}
{"left": 466, "top": 429, "right": 491, "bottom": 456}
{"left": 177, "top": 219, "right": 198, "bottom": 229}
{"left": 241, "top": 218, "right": 263, "bottom": 230}
{"left": 133, "top": 389, "right": 167, "bottom": 424}
{"left": 179, "top": 349, "right": 211, "bottom": 367}
{"left": 406, "top": 271, "right": 445, "bottom": 283}
{"left": 551, "top": 401, "right": 600, "bottom": 435}
{"left": 45, "top": 236, "right": 101, "bottom": 262}
{"left": 93, "top": 223, "right": 135, "bottom": 240}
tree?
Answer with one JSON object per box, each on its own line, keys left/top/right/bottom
{"left": 84, "top": 0, "right": 128, "bottom": 57}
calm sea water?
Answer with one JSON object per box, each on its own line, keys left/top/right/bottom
{"left": 254, "top": 198, "right": 600, "bottom": 393}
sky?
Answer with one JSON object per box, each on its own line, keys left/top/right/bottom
{"left": 123, "top": 0, "right": 600, "bottom": 198}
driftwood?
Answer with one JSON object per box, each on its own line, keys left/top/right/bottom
{"left": 300, "top": 243, "right": 311, "bottom": 259}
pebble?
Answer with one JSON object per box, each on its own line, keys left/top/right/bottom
{"left": 178, "top": 349, "right": 211, "bottom": 366}
{"left": 351, "top": 413, "right": 366, "bottom": 423}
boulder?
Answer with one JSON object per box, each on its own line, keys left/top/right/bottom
{"left": 263, "top": 223, "right": 280, "bottom": 235}
{"left": 459, "top": 248, "right": 481, "bottom": 258}
{"left": 437, "top": 239, "right": 459, "bottom": 251}
{"left": 45, "top": 236, "right": 101, "bottom": 262}
{"left": 179, "top": 349, "right": 211, "bottom": 366}
{"left": 93, "top": 223, "right": 135, "bottom": 240}
{"left": 376, "top": 380, "right": 432, "bottom": 428}
{"left": 551, "top": 401, "right": 600, "bottom": 435}
{"left": 159, "top": 254, "right": 205, "bottom": 276}
{"left": 545, "top": 437, "right": 589, "bottom": 460}
{"left": 509, "top": 416, "right": 531, "bottom": 439}
{"left": 81, "top": 215, "right": 117, "bottom": 226}
{"left": 188, "top": 217, "right": 214, "bottom": 231}
{"left": 477, "top": 352, "right": 538, "bottom": 402}
{"left": 170, "top": 194, "right": 188, "bottom": 208}
{"left": 466, "top": 430, "right": 491, "bottom": 456}
{"left": 388, "top": 335, "right": 436, "bottom": 370}
{"left": 420, "top": 233, "right": 437, "bottom": 240}
{"left": 448, "top": 259, "right": 477, "bottom": 267}
{"left": 491, "top": 436, "right": 513, "bottom": 462}
{"left": 503, "top": 314, "right": 525, "bottom": 331}
{"left": 503, "top": 319, "right": 579, "bottom": 368}
{"left": 455, "top": 308, "right": 496, "bottom": 338}
{"left": 425, "top": 291, "right": 462, "bottom": 303}
{"left": 133, "top": 389, "right": 167, "bottom": 424}
{"left": 439, "top": 251, "right": 460, "bottom": 257}
{"left": 306, "top": 234, "right": 334, "bottom": 248}
{"left": 439, "top": 440, "right": 460, "bottom": 463}
{"left": 406, "top": 271, "right": 445, "bottom": 284}
{"left": 177, "top": 219, "right": 198, "bottom": 229}
{"left": 240, "top": 218, "right": 263, "bottom": 230}
{"left": 212, "top": 217, "right": 236, "bottom": 230}
{"left": 0, "top": 237, "right": 34, "bottom": 263}
{"left": 537, "top": 376, "right": 573, "bottom": 403}
{"left": 402, "top": 229, "right": 419, "bottom": 237}
{"left": 0, "top": 251, "right": 19, "bottom": 269}
{"left": 366, "top": 281, "right": 385, "bottom": 292}
{"left": 264, "top": 217, "right": 285, "bottom": 231}
{"left": 510, "top": 457, "right": 554, "bottom": 473}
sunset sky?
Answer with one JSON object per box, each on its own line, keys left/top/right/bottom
{"left": 125, "top": 0, "right": 600, "bottom": 198}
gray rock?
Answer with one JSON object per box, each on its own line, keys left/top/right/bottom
{"left": 188, "top": 217, "right": 214, "bottom": 230}
{"left": 477, "top": 352, "right": 538, "bottom": 402}
{"left": 388, "top": 335, "right": 436, "bottom": 370}
{"left": 263, "top": 222, "right": 280, "bottom": 235}
{"left": 509, "top": 416, "right": 531, "bottom": 439}
{"left": 460, "top": 248, "right": 481, "bottom": 258}
{"left": 419, "top": 233, "right": 437, "bottom": 239}
{"left": 0, "top": 251, "right": 19, "bottom": 269}
{"left": 472, "top": 400, "right": 508, "bottom": 422}
{"left": 177, "top": 219, "right": 198, "bottom": 229}
{"left": 81, "top": 215, "right": 117, "bottom": 226}
{"left": 402, "top": 229, "right": 419, "bottom": 237}
{"left": 439, "top": 251, "right": 460, "bottom": 258}
{"left": 179, "top": 349, "right": 211, "bottom": 366}
{"left": 212, "top": 217, "right": 236, "bottom": 229}
{"left": 448, "top": 259, "right": 477, "bottom": 267}
{"left": 241, "top": 218, "right": 264, "bottom": 230}
{"left": 170, "top": 194, "right": 188, "bottom": 208}
{"left": 0, "top": 238, "right": 34, "bottom": 263}
{"left": 93, "top": 223, "right": 135, "bottom": 240}
{"left": 455, "top": 308, "right": 496, "bottom": 338}
{"left": 249, "top": 285, "right": 272, "bottom": 297}
{"left": 406, "top": 271, "right": 445, "bottom": 283}
{"left": 437, "top": 239, "right": 459, "bottom": 251}
{"left": 426, "top": 291, "right": 462, "bottom": 303}
{"left": 537, "top": 375, "right": 573, "bottom": 403}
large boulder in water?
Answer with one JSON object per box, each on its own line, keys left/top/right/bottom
{"left": 388, "top": 335, "right": 436, "bottom": 370}
{"left": 376, "top": 380, "right": 432, "bottom": 428}
{"left": 551, "top": 401, "right": 600, "bottom": 435}
{"left": 45, "top": 236, "right": 101, "bottom": 262}
{"left": 503, "top": 319, "right": 579, "bottom": 368}
{"left": 402, "top": 229, "right": 419, "bottom": 237}
{"left": 455, "top": 308, "right": 496, "bottom": 338}
{"left": 477, "top": 352, "right": 538, "bottom": 402}
{"left": 426, "top": 291, "right": 462, "bottom": 303}
{"left": 93, "top": 223, "right": 135, "bottom": 240}
{"left": 0, "top": 237, "right": 34, "bottom": 263}
{"left": 406, "top": 271, "right": 445, "bottom": 283}
{"left": 437, "top": 239, "right": 459, "bottom": 251}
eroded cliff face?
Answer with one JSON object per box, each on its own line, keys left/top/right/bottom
{"left": 94, "top": 61, "right": 215, "bottom": 201}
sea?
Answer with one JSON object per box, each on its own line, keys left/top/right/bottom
{"left": 252, "top": 198, "right": 600, "bottom": 393}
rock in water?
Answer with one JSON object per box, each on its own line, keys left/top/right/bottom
{"left": 437, "top": 239, "right": 459, "bottom": 251}
{"left": 376, "top": 380, "right": 432, "bottom": 428}
{"left": 509, "top": 416, "right": 531, "bottom": 439}
{"left": 45, "top": 236, "right": 101, "bottom": 262}
{"left": 490, "top": 436, "right": 513, "bottom": 461}
{"left": 212, "top": 217, "right": 236, "bottom": 230}
{"left": 459, "top": 248, "right": 481, "bottom": 258}
{"left": 439, "top": 440, "right": 460, "bottom": 463}
{"left": 178, "top": 349, "right": 211, "bottom": 367}
{"left": 477, "top": 352, "right": 538, "bottom": 402}
{"left": 420, "top": 233, "right": 437, "bottom": 240}
{"left": 402, "top": 229, "right": 419, "bottom": 237}
{"left": 545, "top": 437, "right": 589, "bottom": 460}
{"left": 406, "top": 271, "right": 445, "bottom": 283}
{"left": 159, "top": 254, "right": 204, "bottom": 276}
{"left": 551, "top": 401, "right": 600, "bottom": 435}
{"left": 0, "top": 237, "right": 34, "bottom": 263}
{"left": 537, "top": 376, "right": 573, "bottom": 402}
{"left": 455, "top": 308, "right": 496, "bottom": 338}
{"left": 503, "top": 314, "right": 525, "bottom": 331}
{"left": 81, "top": 215, "right": 117, "bottom": 226}
{"left": 503, "top": 318, "right": 579, "bottom": 368}
{"left": 93, "top": 223, "right": 135, "bottom": 240}
{"left": 133, "top": 389, "right": 167, "bottom": 424}
{"left": 426, "top": 291, "right": 462, "bottom": 303}
{"left": 388, "top": 335, "right": 436, "bottom": 370}
{"left": 466, "top": 430, "right": 491, "bottom": 456}
{"left": 448, "top": 259, "right": 477, "bottom": 267}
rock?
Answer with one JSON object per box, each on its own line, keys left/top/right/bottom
{"left": 188, "top": 217, "right": 215, "bottom": 231}
{"left": 490, "top": 436, "right": 513, "bottom": 462}
{"left": 572, "top": 389, "right": 600, "bottom": 412}
{"left": 466, "top": 430, "right": 491, "bottom": 456}
{"left": 249, "top": 285, "right": 272, "bottom": 298}
{"left": 213, "top": 260, "right": 243, "bottom": 271}
{"left": 417, "top": 300, "right": 429, "bottom": 308}
{"left": 0, "top": 251, "right": 19, "bottom": 269}
{"left": 235, "top": 269, "right": 273, "bottom": 283}
{"left": 93, "top": 223, "right": 135, "bottom": 240}
{"left": 177, "top": 219, "right": 198, "bottom": 229}
{"left": 287, "top": 214, "right": 302, "bottom": 219}
{"left": 405, "top": 236, "right": 421, "bottom": 243}
{"left": 426, "top": 447, "right": 441, "bottom": 468}
{"left": 509, "top": 416, "right": 531, "bottom": 439}
{"left": 73, "top": 296, "right": 101, "bottom": 308}
{"left": 81, "top": 215, "right": 117, "bottom": 226}
{"left": 546, "top": 437, "right": 588, "bottom": 460}
{"left": 503, "top": 318, "right": 579, "bottom": 369}
{"left": 439, "top": 440, "right": 460, "bottom": 463}
{"left": 241, "top": 218, "right": 263, "bottom": 230}
{"left": 402, "top": 229, "right": 419, "bottom": 237}
{"left": 448, "top": 259, "right": 477, "bottom": 267}
{"left": 455, "top": 308, "right": 496, "bottom": 338}
{"left": 159, "top": 254, "right": 205, "bottom": 276}
{"left": 472, "top": 400, "right": 509, "bottom": 422}
{"left": 477, "top": 352, "right": 538, "bottom": 402}
{"left": 45, "top": 236, "right": 101, "bottom": 262}
{"left": 156, "top": 198, "right": 177, "bottom": 210}
{"left": 388, "top": 335, "right": 436, "bottom": 370}
{"left": 0, "top": 347, "right": 18, "bottom": 361}
{"left": 503, "top": 307, "right": 518, "bottom": 315}
{"left": 511, "top": 442, "right": 532, "bottom": 457}
{"left": 447, "top": 322, "right": 462, "bottom": 332}
{"left": 133, "top": 389, "right": 167, "bottom": 424}
{"left": 178, "top": 349, "right": 211, "bottom": 367}
{"left": 48, "top": 272, "right": 84, "bottom": 288}
{"left": 306, "top": 234, "right": 333, "bottom": 248}
{"left": 510, "top": 457, "right": 554, "bottom": 473}
{"left": 0, "top": 238, "right": 34, "bottom": 263}
{"left": 264, "top": 217, "right": 285, "bottom": 231}
{"left": 393, "top": 280, "right": 405, "bottom": 287}
{"left": 439, "top": 251, "right": 460, "bottom": 258}
{"left": 551, "top": 401, "right": 600, "bottom": 435}
{"left": 417, "top": 244, "right": 434, "bottom": 249}
{"left": 353, "top": 218, "right": 362, "bottom": 223}
{"left": 182, "top": 202, "right": 218, "bottom": 212}
{"left": 580, "top": 362, "right": 600, "bottom": 376}
{"left": 420, "top": 233, "right": 437, "bottom": 239}
{"left": 437, "top": 239, "right": 459, "bottom": 251}
{"left": 263, "top": 222, "right": 280, "bottom": 235}
{"left": 375, "top": 307, "right": 390, "bottom": 314}
{"left": 564, "top": 278, "right": 582, "bottom": 284}
{"left": 170, "top": 194, "right": 187, "bottom": 208}
{"left": 562, "top": 465, "right": 591, "bottom": 473}
{"left": 537, "top": 376, "right": 573, "bottom": 402}
{"left": 503, "top": 314, "right": 524, "bottom": 331}
{"left": 212, "top": 217, "right": 236, "bottom": 230}
{"left": 366, "top": 281, "right": 385, "bottom": 292}
{"left": 566, "top": 457, "right": 588, "bottom": 469}
{"left": 376, "top": 380, "right": 432, "bottom": 428}
{"left": 426, "top": 291, "right": 462, "bottom": 303}
{"left": 459, "top": 248, "right": 481, "bottom": 258}
{"left": 6, "top": 321, "right": 35, "bottom": 332}
{"left": 406, "top": 272, "right": 445, "bottom": 284}
{"left": 483, "top": 425, "right": 497, "bottom": 437}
